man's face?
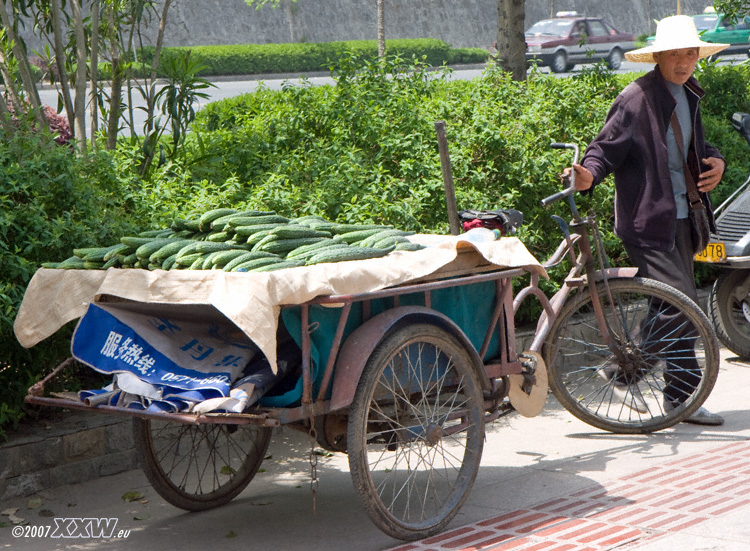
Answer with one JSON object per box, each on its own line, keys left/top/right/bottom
{"left": 654, "top": 48, "right": 700, "bottom": 85}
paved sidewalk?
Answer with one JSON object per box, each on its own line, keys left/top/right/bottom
{"left": 1, "top": 347, "right": 748, "bottom": 551}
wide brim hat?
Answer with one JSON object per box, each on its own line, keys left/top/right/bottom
{"left": 625, "top": 14, "right": 730, "bottom": 62}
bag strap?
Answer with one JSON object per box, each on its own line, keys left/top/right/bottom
{"left": 669, "top": 111, "right": 704, "bottom": 212}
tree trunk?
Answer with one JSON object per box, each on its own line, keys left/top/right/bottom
{"left": 50, "top": 0, "right": 76, "bottom": 136}
{"left": 106, "top": 4, "right": 121, "bottom": 151}
{"left": 496, "top": 0, "right": 527, "bottom": 81}
{"left": 377, "top": 0, "right": 385, "bottom": 58}
{"left": 0, "top": 0, "right": 46, "bottom": 127}
{"left": 142, "top": 0, "right": 173, "bottom": 135}
{"left": 70, "top": 0, "right": 88, "bottom": 154}
{"left": 89, "top": 0, "right": 100, "bottom": 151}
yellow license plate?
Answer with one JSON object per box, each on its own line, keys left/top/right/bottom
{"left": 695, "top": 242, "right": 727, "bottom": 263}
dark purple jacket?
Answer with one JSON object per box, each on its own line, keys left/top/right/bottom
{"left": 581, "top": 67, "right": 722, "bottom": 252}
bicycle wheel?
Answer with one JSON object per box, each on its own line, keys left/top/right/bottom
{"left": 133, "top": 418, "right": 272, "bottom": 511}
{"left": 347, "top": 323, "right": 485, "bottom": 541}
{"left": 543, "top": 277, "right": 720, "bottom": 434}
{"left": 708, "top": 269, "right": 750, "bottom": 359}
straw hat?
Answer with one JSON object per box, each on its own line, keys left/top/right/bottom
{"left": 625, "top": 14, "right": 729, "bottom": 63}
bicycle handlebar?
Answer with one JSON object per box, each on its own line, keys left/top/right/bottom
{"left": 541, "top": 142, "right": 581, "bottom": 214}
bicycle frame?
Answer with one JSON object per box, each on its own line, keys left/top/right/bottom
{"left": 513, "top": 143, "right": 638, "bottom": 359}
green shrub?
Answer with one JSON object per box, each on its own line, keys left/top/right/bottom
{"left": 0, "top": 123, "right": 140, "bottom": 439}
{"left": 138, "top": 38, "right": 487, "bottom": 77}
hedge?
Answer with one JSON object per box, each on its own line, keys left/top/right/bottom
{"left": 135, "top": 38, "right": 489, "bottom": 77}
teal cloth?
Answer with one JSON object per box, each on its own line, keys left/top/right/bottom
{"left": 259, "top": 280, "right": 499, "bottom": 407}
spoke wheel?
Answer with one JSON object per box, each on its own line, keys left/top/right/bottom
{"left": 543, "top": 278, "right": 720, "bottom": 434}
{"left": 347, "top": 323, "right": 485, "bottom": 541}
{"left": 134, "top": 419, "right": 272, "bottom": 511}
{"left": 709, "top": 269, "right": 750, "bottom": 358}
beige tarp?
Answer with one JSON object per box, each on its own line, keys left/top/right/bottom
{"left": 14, "top": 231, "right": 545, "bottom": 372}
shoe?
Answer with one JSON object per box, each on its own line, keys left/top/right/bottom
{"left": 597, "top": 364, "right": 649, "bottom": 414}
{"left": 664, "top": 401, "right": 724, "bottom": 426}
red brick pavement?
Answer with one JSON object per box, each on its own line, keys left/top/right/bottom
{"left": 387, "top": 440, "right": 750, "bottom": 551}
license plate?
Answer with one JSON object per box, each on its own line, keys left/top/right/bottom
{"left": 695, "top": 242, "right": 727, "bottom": 263}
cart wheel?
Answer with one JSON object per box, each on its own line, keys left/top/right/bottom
{"left": 133, "top": 419, "right": 272, "bottom": 511}
{"left": 543, "top": 278, "right": 720, "bottom": 434}
{"left": 347, "top": 323, "right": 485, "bottom": 541}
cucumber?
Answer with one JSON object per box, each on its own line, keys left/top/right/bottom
{"left": 207, "top": 249, "right": 251, "bottom": 267}
{"left": 102, "top": 256, "right": 120, "bottom": 269}
{"left": 58, "top": 256, "right": 86, "bottom": 269}
{"left": 118, "top": 252, "right": 139, "bottom": 266}
{"left": 83, "top": 244, "right": 124, "bottom": 262}
{"left": 338, "top": 228, "right": 387, "bottom": 244}
{"left": 288, "top": 242, "right": 351, "bottom": 261}
{"left": 175, "top": 252, "right": 204, "bottom": 266}
{"left": 162, "top": 253, "right": 179, "bottom": 271}
{"left": 205, "top": 231, "right": 231, "bottom": 242}
{"left": 329, "top": 223, "right": 392, "bottom": 235}
{"left": 135, "top": 238, "right": 174, "bottom": 260}
{"left": 149, "top": 239, "right": 193, "bottom": 263}
{"left": 286, "top": 238, "right": 346, "bottom": 259}
{"left": 121, "top": 236, "right": 157, "bottom": 248}
{"left": 175, "top": 241, "right": 238, "bottom": 260}
{"left": 104, "top": 243, "right": 133, "bottom": 261}
{"left": 251, "top": 259, "right": 306, "bottom": 272}
{"left": 394, "top": 242, "right": 425, "bottom": 252}
{"left": 232, "top": 256, "right": 284, "bottom": 272}
{"left": 226, "top": 214, "right": 289, "bottom": 228}
{"left": 222, "top": 251, "right": 277, "bottom": 271}
{"left": 233, "top": 223, "right": 288, "bottom": 237}
{"left": 270, "top": 226, "right": 332, "bottom": 239}
{"left": 73, "top": 247, "right": 105, "bottom": 259}
{"left": 250, "top": 233, "right": 279, "bottom": 252}
{"left": 307, "top": 246, "right": 392, "bottom": 265}
{"left": 189, "top": 255, "right": 207, "bottom": 270}
{"left": 359, "top": 229, "right": 415, "bottom": 248}
{"left": 260, "top": 237, "right": 328, "bottom": 256}
{"left": 198, "top": 208, "right": 238, "bottom": 232}
{"left": 210, "top": 210, "right": 276, "bottom": 231}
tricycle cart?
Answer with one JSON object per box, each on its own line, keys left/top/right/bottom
{"left": 16, "top": 143, "right": 720, "bottom": 542}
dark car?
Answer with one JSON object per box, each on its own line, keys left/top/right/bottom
{"left": 525, "top": 12, "right": 635, "bottom": 73}
{"left": 647, "top": 11, "right": 750, "bottom": 57}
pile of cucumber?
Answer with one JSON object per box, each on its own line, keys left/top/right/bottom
{"left": 44, "top": 209, "right": 425, "bottom": 272}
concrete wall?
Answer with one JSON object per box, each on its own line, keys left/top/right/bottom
{"left": 19, "top": 0, "right": 710, "bottom": 53}
{"left": 152, "top": 0, "right": 715, "bottom": 49}
{"left": 20, "top": 1, "right": 715, "bottom": 54}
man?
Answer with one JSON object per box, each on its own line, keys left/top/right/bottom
{"left": 565, "top": 15, "right": 728, "bottom": 425}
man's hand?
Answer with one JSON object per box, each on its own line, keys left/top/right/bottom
{"left": 698, "top": 157, "right": 725, "bottom": 192}
{"left": 561, "top": 163, "right": 594, "bottom": 192}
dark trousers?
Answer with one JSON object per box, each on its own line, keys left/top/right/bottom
{"left": 623, "top": 219, "right": 701, "bottom": 405}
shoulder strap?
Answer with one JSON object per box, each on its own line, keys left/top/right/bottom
{"left": 669, "top": 111, "right": 704, "bottom": 211}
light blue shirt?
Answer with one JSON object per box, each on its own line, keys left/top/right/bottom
{"left": 665, "top": 81, "right": 691, "bottom": 219}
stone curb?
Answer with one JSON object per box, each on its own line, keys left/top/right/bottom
{"left": 0, "top": 411, "right": 136, "bottom": 501}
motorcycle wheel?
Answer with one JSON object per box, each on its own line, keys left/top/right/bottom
{"left": 708, "top": 269, "right": 750, "bottom": 359}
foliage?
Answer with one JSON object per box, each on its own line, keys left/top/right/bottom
{"left": 713, "top": 0, "right": 750, "bottom": 19}
{"left": 0, "top": 120, "right": 140, "bottom": 440}
{"left": 137, "top": 39, "right": 488, "bottom": 78}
